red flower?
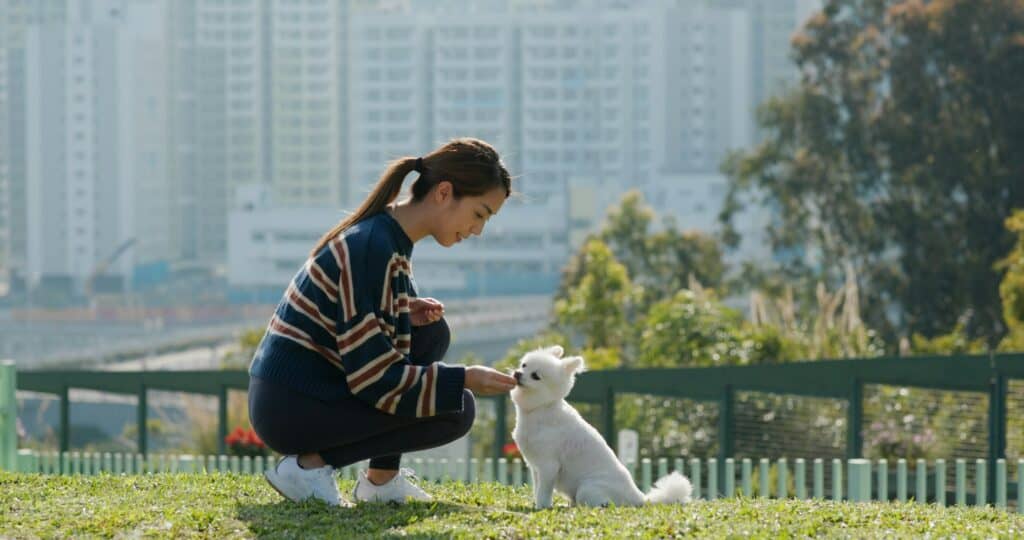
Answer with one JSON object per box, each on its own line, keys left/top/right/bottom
{"left": 243, "top": 429, "right": 264, "bottom": 447}
{"left": 225, "top": 426, "right": 270, "bottom": 458}
{"left": 502, "top": 442, "right": 521, "bottom": 459}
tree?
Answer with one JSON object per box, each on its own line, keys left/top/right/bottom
{"left": 720, "top": 0, "right": 1024, "bottom": 345}
{"left": 560, "top": 192, "right": 726, "bottom": 313}
{"left": 636, "top": 289, "right": 785, "bottom": 368}
{"left": 554, "top": 239, "right": 635, "bottom": 350}
{"left": 998, "top": 209, "right": 1024, "bottom": 351}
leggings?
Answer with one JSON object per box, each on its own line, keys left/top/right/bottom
{"left": 248, "top": 318, "right": 474, "bottom": 470}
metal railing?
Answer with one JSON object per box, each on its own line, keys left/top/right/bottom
{"left": 3, "top": 353, "right": 1023, "bottom": 502}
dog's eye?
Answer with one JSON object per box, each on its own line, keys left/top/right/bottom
{"left": 531, "top": 372, "right": 541, "bottom": 381}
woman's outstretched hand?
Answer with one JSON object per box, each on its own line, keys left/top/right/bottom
{"left": 465, "top": 365, "right": 517, "bottom": 396}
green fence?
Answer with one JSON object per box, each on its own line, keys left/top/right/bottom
{"left": 3, "top": 360, "right": 249, "bottom": 456}
{"left": 3, "top": 353, "right": 1024, "bottom": 505}
{"left": 562, "top": 352, "right": 1024, "bottom": 502}
{"left": 5, "top": 448, "right": 1024, "bottom": 509}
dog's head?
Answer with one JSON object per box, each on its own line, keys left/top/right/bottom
{"left": 510, "top": 345, "right": 585, "bottom": 410}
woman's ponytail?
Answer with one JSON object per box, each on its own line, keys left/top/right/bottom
{"left": 309, "top": 156, "right": 417, "bottom": 257}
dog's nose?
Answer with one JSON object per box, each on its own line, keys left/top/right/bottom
{"left": 513, "top": 371, "right": 522, "bottom": 383}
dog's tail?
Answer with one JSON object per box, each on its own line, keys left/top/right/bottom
{"left": 643, "top": 472, "right": 692, "bottom": 505}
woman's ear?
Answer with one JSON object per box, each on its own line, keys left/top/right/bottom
{"left": 434, "top": 180, "right": 453, "bottom": 203}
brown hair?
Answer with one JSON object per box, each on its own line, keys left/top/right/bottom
{"left": 310, "top": 137, "right": 512, "bottom": 257}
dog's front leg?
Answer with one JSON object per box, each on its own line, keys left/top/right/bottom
{"left": 533, "top": 464, "right": 558, "bottom": 509}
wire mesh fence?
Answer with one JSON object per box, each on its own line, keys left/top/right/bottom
{"left": 862, "top": 385, "right": 989, "bottom": 500}
{"left": 614, "top": 394, "right": 719, "bottom": 459}
{"left": 1008, "top": 379, "right": 1024, "bottom": 509}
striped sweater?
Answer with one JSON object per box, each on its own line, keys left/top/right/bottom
{"left": 248, "top": 211, "right": 466, "bottom": 417}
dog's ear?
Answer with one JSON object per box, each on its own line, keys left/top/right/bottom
{"left": 546, "top": 345, "right": 564, "bottom": 358}
{"left": 563, "top": 356, "right": 585, "bottom": 374}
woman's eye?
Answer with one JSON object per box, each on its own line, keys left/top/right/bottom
{"left": 475, "top": 213, "right": 483, "bottom": 219}
{"left": 531, "top": 372, "right": 541, "bottom": 381}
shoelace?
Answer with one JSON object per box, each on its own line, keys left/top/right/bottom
{"left": 311, "top": 465, "right": 338, "bottom": 500}
{"left": 397, "top": 468, "right": 420, "bottom": 483}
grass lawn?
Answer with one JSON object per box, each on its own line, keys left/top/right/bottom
{"left": 2, "top": 471, "right": 1023, "bottom": 539}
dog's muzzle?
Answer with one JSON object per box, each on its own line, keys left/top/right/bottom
{"left": 513, "top": 371, "right": 522, "bottom": 385}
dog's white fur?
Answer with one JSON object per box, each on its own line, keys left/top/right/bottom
{"left": 510, "top": 345, "right": 692, "bottom": 508}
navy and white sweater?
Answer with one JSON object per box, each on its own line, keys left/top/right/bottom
{"left": 249, "top": 211, "right": 466, "bottom": 417}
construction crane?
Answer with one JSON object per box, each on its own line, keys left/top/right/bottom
{"left": 84, "top": 237, "right": 136, "bottom": 297}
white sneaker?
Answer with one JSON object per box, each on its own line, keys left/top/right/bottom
{"left": 353, "top": 468, "right": 433, "bottom": 504}
{"left": 264, "top": 455, "right": 349, "bottom": 507}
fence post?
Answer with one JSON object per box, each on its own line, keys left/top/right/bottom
{"left": 59, "top": 385, "right": 70, "bottom": 456}
{"left": 137, "top": 384, "right": 148, "bottom": 456}
{"left": 848, "top": 459, "right": 871, "bottom": 502}
{"left": 718, "top": 384, "right": 734, "bottom": 496}
{"left": 217, "top": 385, "right": 228, "bottom": 456}
{"left": 988, "top": 371, "right": 1007, "bottom": 504}
{"left": 602, "top": 385, "right": 616, "bottom": 449}
{"left": 846, "top": 379, "right": 863, "bottom": 459}
{"left": 493, "top": 395, "right": 507, "bottom": 465}
{"left": 1, "top": 361, "right": 16, "bottom": 471}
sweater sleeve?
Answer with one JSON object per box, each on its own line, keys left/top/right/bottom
{"left": 332, "top": 236, "right": 465, "bottom": 417}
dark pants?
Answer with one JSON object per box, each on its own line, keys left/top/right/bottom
{"left": 248, "top": 318, "right": 474, "bottom": 470}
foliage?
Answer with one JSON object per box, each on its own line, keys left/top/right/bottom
{"left": 559, "top": 192, "right": 726, "bottom": 314}
{"left": 998, "top": 209, "right": 1024, "bottom": 351}
{"left": 720, "top": 0, "right": 1024, "bottom": 344}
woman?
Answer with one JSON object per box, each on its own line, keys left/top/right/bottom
{"left": 248, "top": 138, "right": 518, "bottom": 506}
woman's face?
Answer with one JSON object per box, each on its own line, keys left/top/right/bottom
{"left": 430, "top": 182, "right": 507, "bottom": 247}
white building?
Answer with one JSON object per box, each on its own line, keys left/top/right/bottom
{"left": 269, "top": 0, "right": 345, "bottom": 207}
{"left": 167, "top": 0, "right": 349, "bottom": 269}
{"left": 168, "top": 0, "right": 271, "bottom": 267}
{"left": 657, "top": 4, "right": 753, "bottom": 174}
{"left": 22, "top": 0, "right": 168, "bottom": 294}
{"left": 345, "top": 10, "right": 431, "bottom": 207}
{"left": 0, "top": 1, "right": 71, "bottom": 291}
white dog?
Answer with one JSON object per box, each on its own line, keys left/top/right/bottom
{"left": 510, "top": 345, "right": 692, "bottom": 508}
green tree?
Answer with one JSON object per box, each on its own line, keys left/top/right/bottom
{"left": 720, "top": 0, "right": 1024, "bottom": 345}
{"left": 560, "top": 192, "right": 726, "bottom": 313}
{"left": 554, "top": 239, "right": 636, "bottom": 350}
{"left": 635, "top": 289, "right": 785, "bottom": 368}
{"left": 998, "top": 210, "right": 1024, "bottom": 351}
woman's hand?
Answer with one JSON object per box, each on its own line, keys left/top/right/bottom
{"left": 409, "top": 297, "right": 444, "bottom": 326}
{"left": 464, "top": 365, "right": 517, "bottom": 396}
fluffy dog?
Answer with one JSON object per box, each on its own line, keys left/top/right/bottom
{"left": 510, "top": 345, "right": 692, "bottom": 508}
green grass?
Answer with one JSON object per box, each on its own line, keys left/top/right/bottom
{"left": 2, "top": 471, "right": 1024, "bottom": 539}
